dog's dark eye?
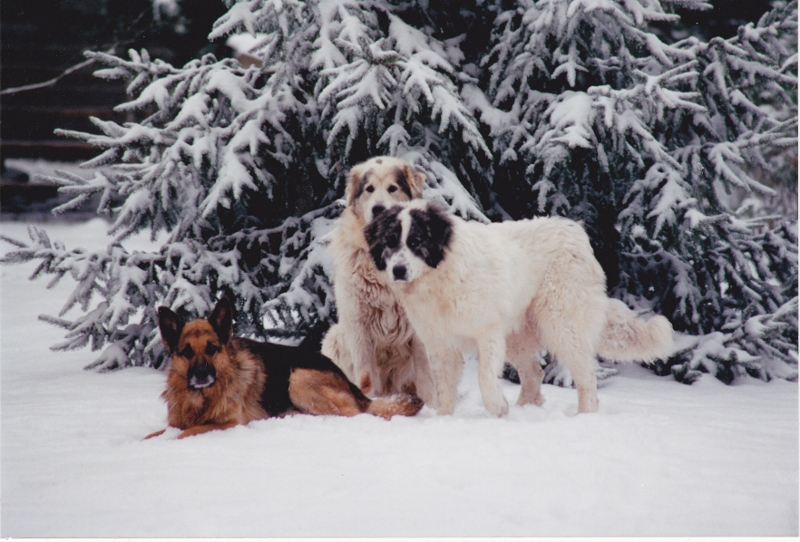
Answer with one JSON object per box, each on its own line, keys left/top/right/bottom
{"left": 205, "top": 342, "right": 221, "bottom": 356}
{"left": 388, "top": 185, "right": 397, "bottom": 193}
{"left": 387, "top": 233, "right": 399, "bottom": 248}
{"left": 366, "top": 185, "right": 375, "bottom": 193}
{"left": 180, "top": 345, "right": 194, "bottom": 359}
{"left": 407, "top": 236, "right": 418, "bottom": 249}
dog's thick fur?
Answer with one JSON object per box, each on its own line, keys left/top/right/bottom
{"left": 146, "top": 298, "right": 423, "bottom": 439}
{"left": 321, "top": 156, "right": 439, "bottom": 406}
{"left": 364, "top": 201, "right": 674, "bottom": 416}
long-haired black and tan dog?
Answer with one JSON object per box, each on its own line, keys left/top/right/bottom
{"left": 145, "top": 297, "right": 423, "bottom": 439}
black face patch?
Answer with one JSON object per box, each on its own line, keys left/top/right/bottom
{"left": 407, "top": 205, "right": 453, "bottom": 268}
{"left": 393, "top": 167, "right": 413, "bottom": 199}
{"left": 364, "top": 206, "right": 404, "bottom": 271}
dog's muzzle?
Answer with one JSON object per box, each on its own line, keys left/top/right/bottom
{"left": 188, "top": 362, "right": 217, "bottom": 390}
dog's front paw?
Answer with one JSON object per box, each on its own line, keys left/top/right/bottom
{"left": 484, "top": 395, "right": 509, "bottom": 417}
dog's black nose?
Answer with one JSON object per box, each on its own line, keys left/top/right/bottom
{"left": 372, "top": 205, "right": 386, "bottom": 217}
{"left": 188, "top": 362, "right": 216, "bottom": 389}
{"left": 392, "top": 265, "right": 407, "bottom": 281}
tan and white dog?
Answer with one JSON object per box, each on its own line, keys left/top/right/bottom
{"left": 364, "top": 200, "right": 674, "bottom": 416}
{"left": 321, "top": 156, "right": 439, "bottom": 406}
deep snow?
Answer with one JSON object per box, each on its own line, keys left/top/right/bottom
{"left": 1, "top": 218, "right": 797, "bottom": 537}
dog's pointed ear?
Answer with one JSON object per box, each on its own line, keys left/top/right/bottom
{"left": 402, "top": 163, "right": 426, "bottom": 199}
{"left": 208, "top": 296, "right": 234, "bottom": 344}
{"left": 158, "top": 307, "right": 184, "bottom": 354}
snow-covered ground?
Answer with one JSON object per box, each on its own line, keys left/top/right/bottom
{"left": 1, "top": 218, "right": 797, "bottom": 537}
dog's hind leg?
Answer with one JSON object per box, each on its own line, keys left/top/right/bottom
{"left": 506, "top": 334, "right": 545, "bottom": 406}
{"left": 477, "top": 336, "right": 509, "bottom": 417}
{"left": 545, "top": 338, "right": 600, "bottom": 413}
{"left": 548, "top": 321, "right": 602, "bottom": 414}
{"left": 534, "top": 256, "right": 604, "bottom": 414}
{"left": 516, "top": 360, "right": 545, "bottom": 407}
{"left": 321, "top": 324, "right": 354, "bottom": 380}
{"left": 349, "top": 329, "right": 380, "bottom": 396}
{"left": 288, "top": 368, "right": 369, "bottom": 416}
{"left": 324, "top": 321, "right": 377, "bottom": 395}
{"left": 563, "top": 354, "right": 599, "bottom": 413}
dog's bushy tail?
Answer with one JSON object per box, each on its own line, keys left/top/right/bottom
{"left": 366, "top": 394, "right": 424, "bottom": 419}
{"left": 597, "top": 299, "right": 674, "bottom": 362}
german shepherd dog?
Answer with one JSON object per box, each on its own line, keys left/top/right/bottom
{"left": 145, "top": 297, "right": 424, "bottom": 439}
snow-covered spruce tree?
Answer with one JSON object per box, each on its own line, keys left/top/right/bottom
{"left": 0, "top": 0, "right": 491, "bottom": 370}
{"left": 476, "top": 0, "right": 797, "bottom": 383}
{"left": 1, "top": 0, "right": 796, "bottom": 385}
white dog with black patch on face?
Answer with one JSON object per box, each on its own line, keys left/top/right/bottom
{"left": 364, "top": 200, "right": 674, "bottom": 416}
